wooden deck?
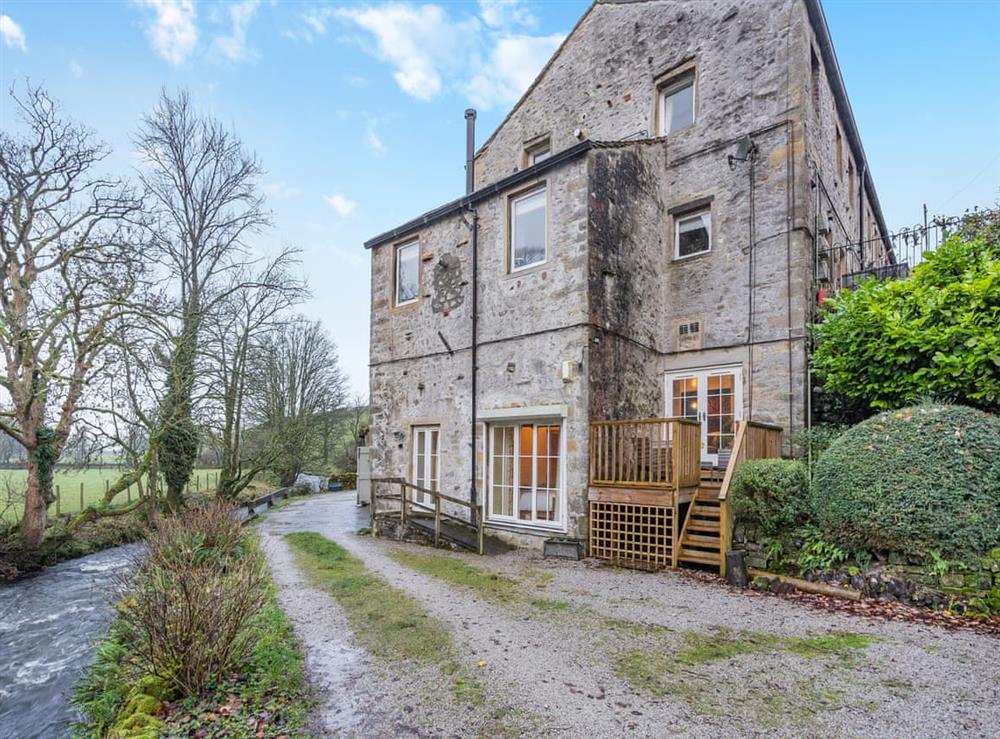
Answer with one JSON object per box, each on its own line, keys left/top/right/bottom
{"left": 588, "top": 418, "right": 782, "bottom": 572}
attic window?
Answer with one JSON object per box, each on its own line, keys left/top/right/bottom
{"left": 525, "top": 139, "right": 551, "bottom": 166}
{"left": 395, "top": 239, "right": 419, "bottom": 306}
{"left": 657, "top": 72, "right": 695, "bottom": 135}
{"left": 679, "top": 321, "right": 700, "bottom": 336}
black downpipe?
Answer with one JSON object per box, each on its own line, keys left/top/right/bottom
{"left": 465, "top": 109, "right": 478, "bottom": 517}
{"left": 858, "top": 164, "right": 866, "bottom": 270}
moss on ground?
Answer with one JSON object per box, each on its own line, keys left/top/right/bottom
{"left": 386, "top": 548, "right": 570, "bottom": 612}
{"left": 286, "top": 532, "right": 487, "bottom": 708}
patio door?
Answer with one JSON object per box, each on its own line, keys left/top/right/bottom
{"left": 664, "top": 366, "right": 743, "bottom": 466}
{"left": 411, "top": 426, "right": 439, "bottom": 508}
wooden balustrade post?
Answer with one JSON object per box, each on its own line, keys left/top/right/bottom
{"left": 434, "top": 495, "right": 441, "bottom": 547}
{"left": 399, "top": 482, "right": 407, "bottom": 539}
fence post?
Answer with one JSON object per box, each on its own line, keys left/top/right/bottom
{"left": 434, "top": 495, "right": 441, "bottom": 547}
{"left": 79, "top": 482, "right": 84, "bottom": 512}
{"left": 55, "top": 484, "right": 61, "bottom": 516}
{"left": 399, "top": 482, "right": 407, "bottom": 540}
{"left": 370, "top": 481, "right": 377, "bottom": 537}
{"left": 478, "top": 504, "right": 484, "bottom": 556}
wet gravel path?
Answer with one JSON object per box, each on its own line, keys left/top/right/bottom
{"left": 261, "top": 494, "right": 1000, "bottom": 738}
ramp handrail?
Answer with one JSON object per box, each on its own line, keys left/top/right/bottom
{"left": 370, "top": 476, "right": 484, "bottom": 554}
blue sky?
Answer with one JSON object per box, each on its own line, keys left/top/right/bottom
{"left": 1, "top": 0, "right": 998, "bottom": 396}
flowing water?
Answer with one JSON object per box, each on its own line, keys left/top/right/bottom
{"left": 0, "top": 544, "right": 141, "bottom": 739}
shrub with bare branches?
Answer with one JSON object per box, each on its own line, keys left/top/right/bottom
{"left": 115, "top": 501, "right": 266, "bottom": 696}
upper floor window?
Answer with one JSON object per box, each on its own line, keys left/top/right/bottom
{"left": 510, "top": 186, "right": 547, "bottom": 271}
{"left": 524, "top": 138, "right": 551, "bottom": 166}
{"left": 657, "top": 73, "right": 695, "bottom": 135}
{"left": 395, "top": 239, "right": 419, "bottom": 305}
{"left": 675, "top": 208, "right": 711, "bottom": 259}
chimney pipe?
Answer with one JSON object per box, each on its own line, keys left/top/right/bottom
{"left": 465, "top": 108, "right": 477, "bottom": 195}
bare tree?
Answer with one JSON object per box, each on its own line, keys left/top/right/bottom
{"left": 135, "top": 89, "right": 269, "bottom": 509}
{"left": 248, "top": 318, "right": 347, "bottom": 486}
{"left": 201, "top": 249, "right": 305, "bottom": 499}
{"left": 0, "top": 85, "right": 143, "bottom": 547}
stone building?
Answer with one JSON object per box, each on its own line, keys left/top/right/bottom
{"left": 365, "top": 0, "right": 894, "bottom": 548}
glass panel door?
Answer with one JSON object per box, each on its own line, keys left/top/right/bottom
{"left": 664, "top": 367, "right": 743, "bottom": 466}
{"left": 411, "top": 426, "right": 439, "bottom": 507}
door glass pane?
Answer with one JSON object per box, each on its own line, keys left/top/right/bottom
{"left": 706, "top": 373, "right": 737, "bottom": 454}
{"left": 430, "top": 430, "right": 439, "bottom": 491}
{"left": 518, "top": 425, "right": 534, "bottom": 520}
{"left": 672, "top": 378, "right": 698, "bottom": 420}
{"left": 535, "top": 425, "right": 559, "bottom": 521}
{"left": 491, "top": 426, "right": 514, "bottom": 517}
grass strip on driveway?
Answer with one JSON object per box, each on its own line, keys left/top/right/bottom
{"left": 386, "top": 548, "right": 571, "bottom": 611}
{"left": 287, "top": 532, "right": 452, "bottom": 662}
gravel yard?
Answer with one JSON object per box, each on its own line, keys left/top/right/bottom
{"left": 259, "top": 493, "right": 1000, "bottom": 738}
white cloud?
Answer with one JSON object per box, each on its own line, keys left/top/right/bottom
{"left": 134, "top": 0, "right": 197, "bottom": 66}
{"left": 478, "top": 0, "right": 536, "bottom": 30}
{"left": 0, "top": 15, "right": 27, "bottom": 52}
{"left": 69, "top": 60, "right": 84, "bottom": 78}
{"left": 326, "top": 193, "right": 358, "bottom": 217}
{"left": 365, "top": 117, "right": 386, "bottom": 155}
{"left": 261, "top": 180, "right": 302, "bottom": 200}
{"left": 465, "top": 32, "right": 564, "bottom": 109}
{"left": 214, "top": 0, "right": 260, "bottom": 62}
{"left": 336, "top": 4, "right": 477, "bottom": 101}
{"left": 334, "top": 2, "right": 563, "bottom": 109}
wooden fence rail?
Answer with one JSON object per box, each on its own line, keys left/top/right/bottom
{"left": 589, "top": 418, "right": 701, "bottom": 489}
{"left": 370, "top": 476, "right": 484, "bottom": 555}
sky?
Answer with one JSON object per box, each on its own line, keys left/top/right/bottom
{"left": 1, "top": 0, "right": 998, "bottom": 397}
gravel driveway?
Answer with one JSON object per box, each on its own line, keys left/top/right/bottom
{"left": 259, "top": 492, "right": 1000, "bottom": 738}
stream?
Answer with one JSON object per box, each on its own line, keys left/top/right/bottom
{"left": 0, "top": 544, "right": 141, "bottom": 739}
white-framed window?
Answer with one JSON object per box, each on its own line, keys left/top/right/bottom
{"left": 509, "top": 186, "right": 547, "bottom": 272}
{"left": 525, "top": 139, "right": 551, "bottom": 166}
{"left": 411, "top": 425, "right": 439, "bottom": 507}
{"left": 657, "top": 73, "right": 695, "bottom": 136}
{"left": 488, "top": 421, "right": 562, "bottom": 527}
{"left": 674, "top": 209, "right": 711, "bottom": 259}
{"left": 395, "top": 239, "right": 419, "bottom": 305}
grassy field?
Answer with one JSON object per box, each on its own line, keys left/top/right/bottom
{"left": 0, "top": 467, "right": 222, "bottom": 522}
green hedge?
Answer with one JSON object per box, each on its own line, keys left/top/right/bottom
{"left": 729, "top": 459, "right": 810, "bottom": 539}
{"left": 811, "top": 404, "right": 1000, "bottom": 561}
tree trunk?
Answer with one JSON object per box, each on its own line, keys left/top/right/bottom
{"left": 20, "top": 459, "right": 47, "bottom": 548}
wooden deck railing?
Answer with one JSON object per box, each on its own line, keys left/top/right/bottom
{"left": 589, "top": 418, "right": 701, "bottom": 489}
{"left": 370, "top": 476, "right": 484, "bottom": 555}
{"left": 718, "top": 421, "right": 783, "bottom": 575}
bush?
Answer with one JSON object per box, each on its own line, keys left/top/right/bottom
{"left": 811, "top": 224, "right": 1000, "bottom": 413}
{"left": 791, "top": 424, "right": 846, "bottom": 464}
{"left": 811, "top": 404, "right": 1000, "bottom": 561}
{"left": 329, "top": 472, "right": 358, "bottom": 488}
{"left": 115, "top": 502, "right": 267, "bottom": 696}
{"left": 729, "top": 459, "right": 810, "bottom": 539}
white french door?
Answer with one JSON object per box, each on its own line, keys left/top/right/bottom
{"left": 664, "top": 366, "right": 743, "bottom": 466}
{"left": 411, "top": 426, "right": 439, "bottom": 507}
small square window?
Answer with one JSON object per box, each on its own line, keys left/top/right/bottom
{"left": 524, "top": 139, "right": 551, "bottom": 167}
{"left": 510, "top": 186, "right": 547, "bottom": 271}
{"left": 675, "top": 209, "right": 711, "bottom": 258}
{"left": 395, "top": 239, "right": 419, "bottom": 305}
{"left": 658, "top": 74, "right": 695, "bottom": 135}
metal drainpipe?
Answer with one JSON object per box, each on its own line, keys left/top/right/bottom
{"left": 859, "top": 163, "right": 866, "bottom": 270}
{"left": 465, "top": 109, "right": 479, "bottom": 519}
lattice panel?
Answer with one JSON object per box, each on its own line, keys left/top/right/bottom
{"left": 589, "top": 501, "right": 673, "bottom": 569}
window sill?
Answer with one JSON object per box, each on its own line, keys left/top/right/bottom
{"left": 485, "top": 517, "right": 567, "bottom": 536}
{"left": 672, "top": 249, "right": 711, "bottom": 263}
{"left": 505, "top": 261, "right": 549, "bottom": 280}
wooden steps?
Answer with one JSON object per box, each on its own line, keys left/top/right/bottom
{"left": 677, "top": 496, "right": 722, "bottom": 568}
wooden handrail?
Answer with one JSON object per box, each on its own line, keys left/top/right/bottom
{"left": 370, "top": 476, "right": 485, "bottom": 555}
{"left": 717, "top": 421, "right": 783, "bottom": 575}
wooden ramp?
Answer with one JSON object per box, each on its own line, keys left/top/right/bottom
{"left": 406, "top": 512, "right": 513, "bottom": 555}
